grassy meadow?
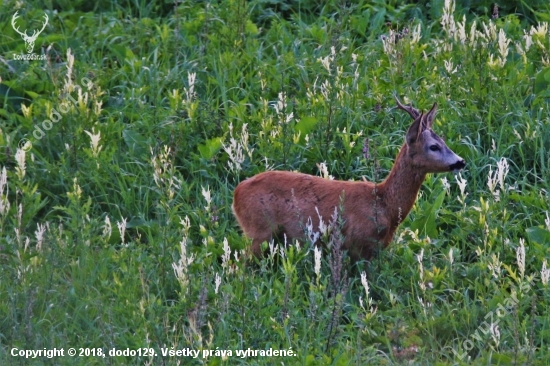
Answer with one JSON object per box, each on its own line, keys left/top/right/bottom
{"left": 1, "top": 0, "right": 550, "bottom": 364}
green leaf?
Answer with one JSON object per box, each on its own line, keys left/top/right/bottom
{"left": 0, "top": 83, "right": 26, "bottom": 112}
{"left": 503, "top": 263, "right": 520, "bottom": 284}
{"left": 197, "top": 137, "right": 224, "bottom": 160}
{"left": 25, "top": 90, "right": 39, "bottom": 99}
{"left": 410, "top": 189, "right": 446, "bottom": 238}
{"left": 526, "top": 226, "right": 550, "bottom": 245}
{"left": 109, "top": 45, "right": 133, "bottom": 63}
{"left": 294, "top": 116, "right": 319, "bottom": 142}
{"left": 534, "top": 67, "right": 550, "bottom": 97}
{"left": 122, "top": 129, "right": 148, "bottom": 156}
{"left": 126, "top": 217, "right": 152, "bottom": 228}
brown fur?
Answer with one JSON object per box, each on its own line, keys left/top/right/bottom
{"left": 232, "top": 99, "right": 465, "bottom": 262}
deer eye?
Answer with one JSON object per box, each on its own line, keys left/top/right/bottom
{"left": 429, "top": 145, "right": 440, "bottom": 151}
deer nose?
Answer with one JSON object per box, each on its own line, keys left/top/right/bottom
{"left": 450, "top": 160, "right": 466, "bottom": 171}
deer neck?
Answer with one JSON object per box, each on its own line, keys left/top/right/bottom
{"left": 378, "top": 143, "right": 426, "bottom": 225}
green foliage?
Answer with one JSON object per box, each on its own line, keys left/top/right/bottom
{"left": 1, "top": 0, "right": 550, "bottom": 364}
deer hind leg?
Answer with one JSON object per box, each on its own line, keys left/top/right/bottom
{"left": 250, "top": 225, "right": 291, "bottom": 257}
{"left": 250, "top": 234, "right": 274, "bottom": 257}
{"left": 250, "top": 238, "right": 264, "bottom": 257}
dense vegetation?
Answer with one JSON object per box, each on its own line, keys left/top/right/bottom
{"left": 1, "top": 0, "right": 550, "bottom": 364}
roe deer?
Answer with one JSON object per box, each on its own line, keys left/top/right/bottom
{"left": 232, "top": 98, "right": 466, "bottom": 261}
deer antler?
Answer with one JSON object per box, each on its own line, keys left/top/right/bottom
{"left": 27, "top": 13, "right": 49, "bottom": 39}
{"left": 395, "top": 96, "right": 421, "bottom": 120}
{"left": 37, "top": 13, "right": 49, "bottom": 36}
{"left": 11, "top": 11, "right": 48, "bottom": 38}
{"left": 11, "top": 11, "right": 26, "bottom": 37}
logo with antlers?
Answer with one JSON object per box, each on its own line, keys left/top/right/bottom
{"left": 12, "top": 11, "right": 49, "bottom": 54}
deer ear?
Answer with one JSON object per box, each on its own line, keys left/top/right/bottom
{"left": 406, "top": 112, "right": 425, "bottom": 145}
{"left": 424, "top": 103, "right": 438, "bottom": 129}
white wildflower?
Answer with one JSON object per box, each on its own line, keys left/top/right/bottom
{"left": 487, "top": 166, "right": 499, "bottom": 201}
{"left": 441, "top": 0, "right": 457, "bottom": 40}
{"left": 457, "top": 15, "right": 467, "bottom": 44}
{"left": 530, "top": 22, "right": 548, "bottom": 38}
{"left": 172, "top": 228, "right": 195, "bottom": 291}
{"left": 273, "top": 92, "right": 286, "bottom": 115}
{"left": 279, "top": 243, "right": 286, "bottom": 259}
{"left": 516, "top": 42, "right": 525, "bottom": 58}
{"left": 202, "top": 186, "right": 211, "bottom": 212}
{"left": 103, "top": 215, "right": 112, "bottom": 239}
{"left": 517, "top": 238, "right": 525, "bottom": 278}
{"left": 15, "top": 148, "right": 26, "bottom": 180}
{"left": 0, "top": 167, "right": 9, "bottom": 216}
{"left": 497, "top": 157, "right": 509, "bottom": 192}
{"left": 469, "top": 21, "right": 478, "bottom": 44}
{"left": 117, "top": 217, "right": 127, "bottom": 245}
{"left": 317, "top": 162, "right": 333, "bottom": 180}
{"left": 441, "top": 176, "right": 450, "bottom": 195}
{"left": 221, "top": 237, "right": 231, "bottom": 269}
{"left": 487, "top": 253, "right": 502, "bottom": 279}
{"left": 67, "top": 177, "right": 82, "bottom": 201}
{"left": 314, "top": 246, "right": 322, "bottom": 278}
{"left": 482, "top": 21, "right": 497, "bottom": 41}
{"left": 416, "top": 248, "right": 424, "bottom": 286}
{"left": 444, "top": 58, "right": 458, "bottom": 74}
{"left": 268, "top": 239, "right": 278, "bottom": 259}
{"left": 455, "top": 172, "right": 468, "bottom": 203}
{"left": 64, "top": 48, "right": 75, "bottom": 92}
{"left": 184, "top": 72, "right": 196, "bottom": 103}
{"left": 181, "top": 215, "right": 191, "bottom": 233}
{"left": 240, "top": 123, "right": 253, "bottom": 159}
{"left": 84, "top": 128, "right": 102, "bottom": 158}
{"left": 315, "top": 207, "right": 328, "bottom": 237}
{"left": 382, "top": 30, "right": 398, "bottom": 55}
{"left": 360, "top": 271, "right": 375, "bottom": 313}
{"left": 319, "top": 55, "right": 332, "bottom": 73}
{"left": 448, "top": 247, "right": 454, "bottom": 266}
{"left": 222, "top": 123, "right": 253, "bottom": 173}
{"left": 541, "top": 260, "right": 550, "bottom": 286}
{"left": 306, "top": 217, "right": 320, "bottom": 244}
{"left": 497, "top": 29, "right": 510, "bottom": 64}
{"left": 35, "top": 223, "right": 47, "bottom": 251}
{"left": 411, "top": 23, "right": 422, "bottom": 44}
{"left": 523, "top": 30, "right": 533, "bottom": 51}
{"left": 320, "top": 79, "right": 331, "bottom": 101}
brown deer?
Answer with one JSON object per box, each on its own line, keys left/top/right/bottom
{"left": 232, "top": 98, "right": 465, "bottom": 261}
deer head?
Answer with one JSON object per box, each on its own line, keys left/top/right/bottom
{"left": 12, "top": 11, "right": 49, "bottom": 54}
{"left": 396, "top": 96, "right": 465, "bottom": 173}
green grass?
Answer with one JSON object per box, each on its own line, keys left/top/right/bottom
{"left": 1, "top": 0, "right": 550, "bottom": 364}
